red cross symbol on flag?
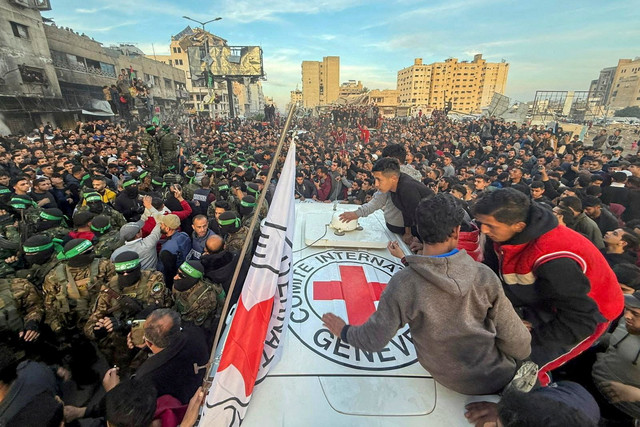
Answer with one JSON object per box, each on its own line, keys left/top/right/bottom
{"left": 313, "top": 265, "right": 387, "bottom": 325}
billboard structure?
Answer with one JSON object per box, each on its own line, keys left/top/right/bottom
{"left": 186, "top": 45, "right": 264, "bottom": 85}
{"left": 531, "top": 90, "right": 606, "bottom": 124}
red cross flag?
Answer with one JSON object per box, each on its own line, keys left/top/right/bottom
{"left": 200, "top": 141, "right": 296, "bottom": 426}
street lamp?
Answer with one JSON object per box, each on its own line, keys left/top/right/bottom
{"left": 182, "top": 16, "right": 222, "bottom": 118}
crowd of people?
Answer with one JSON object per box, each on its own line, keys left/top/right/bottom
{"left": 0, "top": 106, "right": 639, "bottom": 426}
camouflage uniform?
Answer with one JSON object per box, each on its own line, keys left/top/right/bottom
{"left": 42, "top": 258, "right": 114, "bottom": 334}
{"left": 141, "top": 133, "right": 161, "bottom": 176}
{"left": 172, "top": 279, "right": 224, "bottom": 328}
{"left": 76, "top": 205, "right": 127, "bottom": 228}
{"left": 15, "top": 257, "right": 61, "bottom": 290}
{"left": 84, "top": 270, "right": 170, "bottom": 339}
{"left": 224, "top": 226, "right": 251, "bottom": 254}
{"left": 183, "top": 181, "right": 200, "bottom": 203}
{"left": 158, "top": 131, "right": 179, "bottom": 173}
{"left": 0, "top": 278, "right": 44, "bottom": 333}
{"left": 93, "top": 230, "right": 123, "bottom": 259}
{"left": 38, "top": 226, "right": 70, "bottom": 241}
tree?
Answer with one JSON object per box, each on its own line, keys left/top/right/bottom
{"left": 615, "top": 106, "right": 640, "bottom": 119}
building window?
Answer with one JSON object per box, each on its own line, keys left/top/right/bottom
{"left": 164, "top": 78, "right": 172, "bottom": 89}
{"left": 19, "top": 65, "right": 46, "bottom": 84}
{"left": 169, "top": 59, "right": 172, "bottom": 65}
{"left": 10, "top": 22, "right": 29, "bottom": 38}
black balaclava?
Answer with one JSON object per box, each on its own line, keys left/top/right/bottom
{"left": 122, "top": 179, "right": 139, "bottom": 197}
{"left": 23, "top": 235, "right": 58, "bottom": 266}
{"left": 84, "top": 192, "right": 104, "bottom": 214}
{"left": 90, "top": 215, "right": 111, "bottom": 237}
{"left": 151, "top": 176, "right": 165, "bottom": 191}
{"left": 59, "top": 238, "right": 95, "bottom": 268}
{"left": 113, "top": 251, "right": 142, "bottom": 288}
{"left": 238, "top": 195, "right": 256, "bottom": 217}
{"left": 174, "top": 260, "right": 204, "bottom": 292}
{"left": 35, "top": 208, "right": 65, "bottom": 232}
{"left": 218, "top": 211, "right": 241, "bottom": 236}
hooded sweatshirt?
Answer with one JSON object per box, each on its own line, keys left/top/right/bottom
{"left": 344, "top": 249, "right": 531, "bottom": 395}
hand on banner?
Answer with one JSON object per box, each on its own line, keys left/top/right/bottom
{"left": 181, "top": 386, "right": 206, "bottom": 427}
{"left": 322, "top": 313, "right": 347, "bottom": 338}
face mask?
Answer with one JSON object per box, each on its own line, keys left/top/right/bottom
{"left": 117, "top": 268, "right": 141, "bottom": 288}
{"left": 88, "top": 202, "right": 104, "bottom": 214}
{"left": 25, "top": 249, "right": 53, "bottom": 266}
{"left": 35, "top": 219, "right": 58, "bottom": 232}
{"left": 68, "top": 252, "right": 95, "bottom": 268}
{"left": 173, "top": 276, "right": 198, "bottom": 292}
{"left": 125, "top": 186, "right": 139, "bottom": 197}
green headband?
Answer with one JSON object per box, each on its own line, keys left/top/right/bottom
{"left": 145, "top": 125, "right": 155, "bottom": 132}
{"left": 218, "top": 184, "right": 229, "bottom": 191}
{"left": 240, "top": 200, "right": 256, "bottom": 208}
{"left": 167, "top": 165, "right": 176, "bottom": 171}
{"left": 90, "top": 223, "right": 111, "bottom": 233}
{"left": 151, "top": 178, "right": 165, "bottom": 186}
{"left": 10, "top": 198, "right": 36, "bottom": 209}
{"left": 122, "top": 179, "right": 138, "bottom": 188}
{"left": 114, "top": 258, "right": 141, "bottom": 272}
{"left": 57, "top": 239, "right": 93, "bottom": 260}
{"left": 81, "top": 174, "right": 90, "bottom": 182}
{"left": 139, "top": 171, "right": 149, "bottom": 180}
{"left": 179, "top": 262, "right": 203, "bottom": 279}
{"left": 229, "top": 162, "right": 238, "bottom": 168}
{"left": 218, "top": 217, "right": 240, "bottom": 228}
{"left": 247, "top": 186, "right": 260, "bottom": 195}
{"left": 40, "top": 211, "right": 63, "bottom": 221}
{"left": 223, "top": 159, "right": 232, "bottom": 164}
{"left": 23, "top": 241, "right": 53, "bottom": 253}
{"left": 84, "top": 194, "right": 102, "bottom": 203}
{"left": 213, "top": 167, "right": 226, "bottom": 173}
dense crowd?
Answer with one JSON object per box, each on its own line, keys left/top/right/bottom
{"left": 0, "top": 107, "right": 639, "bottom": 426}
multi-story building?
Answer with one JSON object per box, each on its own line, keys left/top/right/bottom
{"left": 368, "top": 89, "right": 399, "bottom": 117}
{"left": 1, "top": 0, "right": 63, "bottom": 132}
{"left": 589, "top": 66, "right": 617, "bottom": 106}
{"left": 0, "top": 0, "right": 188, "bottom": 133}
{"left": 290, "top": 89, "right": 302, "bottom": 105}
{"left": 608, "top": 58, "right": 640, "bottom": 111}
{"left": 301, "top": 56, "right": 339, "bottom": 108}
{"left": 339, "top": 80, "right": 364, "bottom": 96}
{"left": 396, "top": 54, "right": 509, "bottom": 114}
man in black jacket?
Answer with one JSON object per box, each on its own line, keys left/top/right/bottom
{"left": 371, "top": 157, "right": 433, "bottom": 244}
{"left": 132, "top": 308, "right": 208, "bottom": 404}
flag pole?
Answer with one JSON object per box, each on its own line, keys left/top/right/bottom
{"left": 203, "top": 103, "right": 297, "bottom": 388}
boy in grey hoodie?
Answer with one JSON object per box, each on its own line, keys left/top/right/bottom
{"left": 322, "top": 193, "right": 531, "bottom": 395}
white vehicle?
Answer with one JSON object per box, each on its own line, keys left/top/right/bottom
{"left": 214, "top": 201, "right": 497, "bottom": 426}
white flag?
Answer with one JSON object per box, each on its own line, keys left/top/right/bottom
{"left": 200, "top": 141, "right": 296, "bottom": 426}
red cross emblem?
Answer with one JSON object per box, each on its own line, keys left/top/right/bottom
{"left": 313, "top": 265, "right": 387, "bottom": 325}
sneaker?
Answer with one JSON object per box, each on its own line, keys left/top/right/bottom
{"left": 504, "top": 361, "right": 539, "bottom": 394}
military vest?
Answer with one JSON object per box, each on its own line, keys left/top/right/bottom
{"left": 173, "top": 279, "right": 224, "bottom": 326}
{"left": 53, "top": 259, "right": 100, "bottom": 320}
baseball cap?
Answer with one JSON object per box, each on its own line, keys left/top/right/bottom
{"left": 160, "top": 214, "right": 180, "bottom": 230}
{"left": 120, "top": 222, "right": 142, "bottom": 241}
{"left": 625, "top": 291, "right": 640, "bottom": 309}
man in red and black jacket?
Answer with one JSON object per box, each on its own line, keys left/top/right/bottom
{"left": 473, "top": 188, "right": 624, "bottom": 386}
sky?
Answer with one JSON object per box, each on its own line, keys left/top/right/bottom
{"left": 47, "top": 0, "right": 640, "bottom": 110}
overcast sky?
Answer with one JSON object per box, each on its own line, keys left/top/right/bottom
{"left": 48, "top": 0, "right": 640, "bottom": 109}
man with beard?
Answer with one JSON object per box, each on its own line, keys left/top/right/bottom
{"left": 76, "top": 192, "right": 126, "bottom": 228}
{"left": 187, "top": 215, "right": 215, "bottom": 261}
{"left": 114, "top": 178, "right": 144, "bottom": 222}
{"left": 42, "top": 239, "right": 114, "bottom": 335}
{"left": 89, "top": 176, "right": 116, "bottom": 204}
{"left": 84, "top": 251, "right": 169, "bottom": 366}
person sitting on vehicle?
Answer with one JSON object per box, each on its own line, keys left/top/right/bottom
{"left": 322, "top": 193, "right": 532, "bottom": 395}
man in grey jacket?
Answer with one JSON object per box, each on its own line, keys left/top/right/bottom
{"left": 323, "top": 193, "right": 531, "bottom": 395}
